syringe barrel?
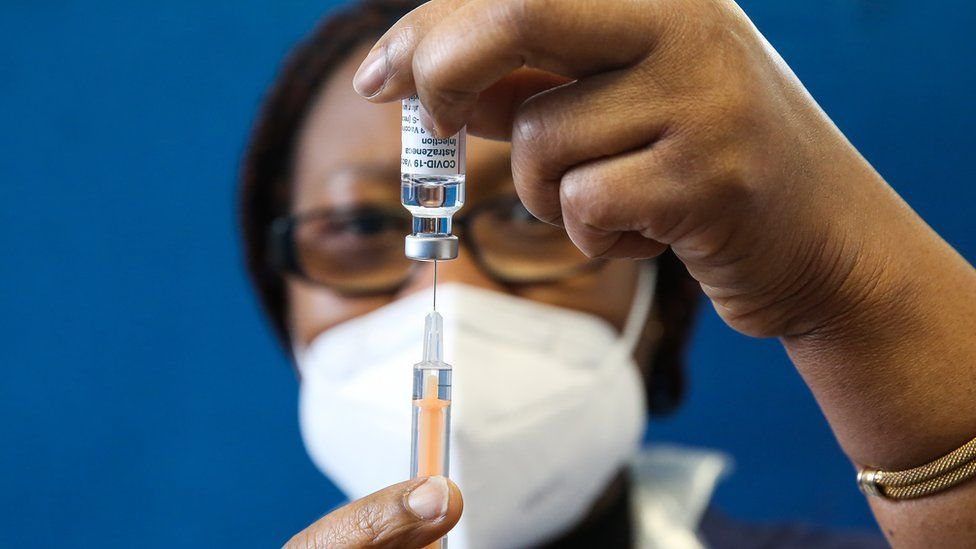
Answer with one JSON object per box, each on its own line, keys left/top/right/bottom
{"left": 410, "top": 362, "right": 452, "bottom": 479}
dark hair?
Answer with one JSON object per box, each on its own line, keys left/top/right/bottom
{"left": 238, "top": 0, "right": 701, "bottom": 416}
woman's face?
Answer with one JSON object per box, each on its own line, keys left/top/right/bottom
{"left": 286, "top": 44, "right": 648, "bottom": 352}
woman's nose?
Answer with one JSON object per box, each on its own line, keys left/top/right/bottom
{"left": 400, "top": 244, "right": 506, "bottom": 298}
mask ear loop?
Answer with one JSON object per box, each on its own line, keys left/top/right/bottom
{"left": 620, "top": 261, "right": 659, "bottom": 352}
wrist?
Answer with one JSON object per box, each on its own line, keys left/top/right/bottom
{"left": 784, "top": 231, "right": 906, "bottom": 344}
{"left": 778, "top": 146, "right": 910, "bottom": 342}
{"left": 779, "top": 180, "right": 976, "bottom": 468}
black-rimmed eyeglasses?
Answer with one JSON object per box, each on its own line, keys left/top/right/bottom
{"left": 268, "top": 195, "right": 603, "bottom": 295}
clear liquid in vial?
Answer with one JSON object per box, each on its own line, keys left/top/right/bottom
{"left": 401, "top": 173, "right": 465, "bottom": 219}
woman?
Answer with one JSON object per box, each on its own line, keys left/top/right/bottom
{"left": 239, "top": 0, "right": 976, "bottom": 547}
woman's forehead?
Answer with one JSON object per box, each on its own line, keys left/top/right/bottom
{"left": 292, "top": 46, "right": 514, "bottom": 210}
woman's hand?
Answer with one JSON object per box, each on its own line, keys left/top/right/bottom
{"left": 353, "top": 1, "right": 976, "bottom": 546}
{"left": 284, "top": 476, "right": 462, "bottom": 548}
{"left": 352, "top": 0, "right": 905, "bottom": 340}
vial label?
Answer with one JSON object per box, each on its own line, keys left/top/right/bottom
{"left": 401, "top": 95, "right": 466, "bottom": 176}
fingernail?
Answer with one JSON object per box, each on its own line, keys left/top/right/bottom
{"left": 406, "top": 476, "right": 449, "bottom": 520}
{"left": 353, "top": 47, "right": 387, "bottom": 98}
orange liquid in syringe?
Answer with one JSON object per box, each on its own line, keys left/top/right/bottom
{"left": 414, "top": 373, "right": 449, "bottom": 477}
{"left": 414, "top": 372, "right": 450, "bottom": 549}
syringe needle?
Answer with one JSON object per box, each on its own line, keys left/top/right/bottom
{"left": 432, "top": 259, "right": 438, "bottom": 311}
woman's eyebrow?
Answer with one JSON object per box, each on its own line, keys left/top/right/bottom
{"left": 318, "top": 154, "right": 515, "bottom": 206}
{"left": 297, "top": 163, "right": 400, "bottom": 211}
{"left": 322, "top": 163, "right": 402, "bottom": 198}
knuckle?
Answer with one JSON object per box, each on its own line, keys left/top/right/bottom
{"left": 352, "top": 501, "right": 389, "bottom": 545}
{"left": 513, "top": 103, "right": 571, "bottom": 173}
{"left": 715, "top": 84, "right": 757, "bottom": 133}
{"left": 384, "top": 26, "right": 416, "bottom": 71}
{"left": 712, "top": 165, "right": 757, "bottom": 213}
{"left": 411, "top": 43, "right": 440, "bottom": 91}
{"left": 511, "top": 100, "right": 552, "bottom": 147}
{"left": 560, "top": 169, "right": 610, "bottom": 229}
{"left": 283, "top": 494, "right": 414, "bottom": 549}
{"left": 428, "top": 86, "right": 477, "bottom": 120}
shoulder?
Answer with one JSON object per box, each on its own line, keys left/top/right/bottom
{"left": 699, "top": 509, "right": 888, "bottom": 549}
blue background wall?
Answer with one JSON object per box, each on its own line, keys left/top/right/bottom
{"left": 0, "top": 1, "right": 972, "bottom": 547}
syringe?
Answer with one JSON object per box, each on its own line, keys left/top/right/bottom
{"left": 402, "top": 95, "right": 463, "bottom": 549}
{"left": 410, "top": 305, "right": 452, "bottom": 549}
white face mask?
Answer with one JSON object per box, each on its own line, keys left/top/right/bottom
{"left": 295, "top": 264, "right": 656, "bottom": 549}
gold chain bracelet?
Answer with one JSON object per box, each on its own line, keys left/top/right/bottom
{"left": 858, "top": 435, "right": 976, "bottom": 500}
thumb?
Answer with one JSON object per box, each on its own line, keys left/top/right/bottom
{"left": 284, "top": 476, "right": 463, "bottom": 548}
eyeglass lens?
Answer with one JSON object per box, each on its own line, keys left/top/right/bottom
{"left": 289, "top": 198, "right": 595, "bottom": 293}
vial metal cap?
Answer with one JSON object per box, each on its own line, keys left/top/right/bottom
{"left": 405, "top": 234, "right": 458, "bottom": 261}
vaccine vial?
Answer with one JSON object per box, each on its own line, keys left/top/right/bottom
{"left": 401, "top": 95, "right": 465, "bottom": 261}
